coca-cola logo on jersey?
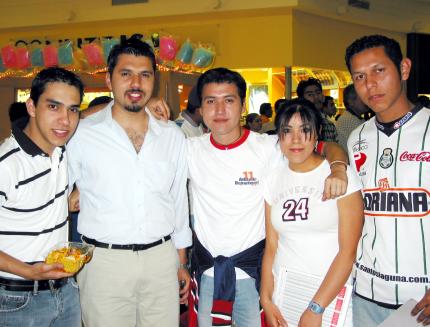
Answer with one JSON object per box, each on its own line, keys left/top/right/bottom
{"left": 400, "top": 151, "right": 430, "bottom": 162}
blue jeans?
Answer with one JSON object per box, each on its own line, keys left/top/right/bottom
{"left": 352, "top": 293, "right": 395, "bottom": 327}
{"left": 198, "top": 274, "right": 261, "bottom": 327}
{"left": 0, "top": 278, "right": 81, "bottom": 327}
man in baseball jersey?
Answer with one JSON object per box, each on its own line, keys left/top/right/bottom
{"left": 187, "top": 67, "right": 349, "bottom": 327}
{"left": 346, "top": 34, "right": 430, "bottom": 326}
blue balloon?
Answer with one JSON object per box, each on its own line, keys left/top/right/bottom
{"left": 30, "top": 48, "right": 44, "bottom": 67}
{"left": 58, "top": 42, "right": 73, "bottom": 65}
{"left": 102, "top": 39, "right": 120, "bottom": 63}
{"left": 176, "top": 41, "right": 193, "bottom": 64}
{"left": 0, "top": 56, "right": 5, "bottom": 72}
{"left": 192, "top": 48, "right": 214, "bottom": 68}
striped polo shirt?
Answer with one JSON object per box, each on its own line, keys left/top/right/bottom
{"left": 347, "top": 105, "right": 430, "bottom": 306}
{"left": 0, "top": 118, "right": 69, "bottom": 279}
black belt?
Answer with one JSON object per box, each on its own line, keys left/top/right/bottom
{"left": 82, "top": 235, "right": 171, "bottom": 251}
{"left": 0, "top": 277, "right": 68, "bottom": 292}
{"left": 354, "top": 292, "right": 402, "bottom": 309}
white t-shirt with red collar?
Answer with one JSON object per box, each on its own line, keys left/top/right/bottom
{"left": 187, "top": 129, "right": 280, "bottom": 278}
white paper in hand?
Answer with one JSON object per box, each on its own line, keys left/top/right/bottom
{"left": 378, "top": 299, "right": 422, "bottom": 327}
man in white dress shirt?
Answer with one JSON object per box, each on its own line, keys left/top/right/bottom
{"left": 67, "top": 38, "right": 192, "bottom": 327}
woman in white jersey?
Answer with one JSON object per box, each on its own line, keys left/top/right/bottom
{"left": 260, "top": 99, "right": 364, "bottom": 327}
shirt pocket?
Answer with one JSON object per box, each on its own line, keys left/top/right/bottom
{"left": 142, "top": 160, "right": 175, "bottom": 194}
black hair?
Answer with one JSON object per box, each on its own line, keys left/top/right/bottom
{"left": 88, "top": 96, "right": 112, "bottom": 108}
{"left": 275, "top": 98, "right": 322, "bottom": 141}
{"left": 323, "top": 95, "right": 334, "bottom": 106}
{"left": 259, "top": 103, "right": 272, "bottom": 117}
{"left": 345, "top": 34, "right": 403, "bottom": 75}
{"left": 342, "top": 84, "right": 357, "bottom": 108}
{"left": 296, "top": 78, "right": 322, "bottom": 98}
{"left": 245, "top": 113, "right": 260, "bottom": 125}
{"left": 274, "top": 98, "right": 286, "bottom": 114}
{"left": 417, "top": 95, "right": 430, "bottom": 108}
{"left": 197, "top": 67, "right": 247, "bottom": 105}
{"left": 8, "top": 102, "right": 29, "bottom": 123}
{"left": 30, "top": 67, "right": 84, "bottom": 106}
{"left": 107, "top": 38, "right": 156, "bottom": 75}
{"left": 186, "top": 86, "right": 201, "bottom": 114}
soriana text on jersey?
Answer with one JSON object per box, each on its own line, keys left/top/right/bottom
{"left": 363, "top": 187, "right": 430, "bottom": 218}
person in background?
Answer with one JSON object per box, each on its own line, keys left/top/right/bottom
{"left": 244, "top": 113, "right": 263, "bottom": 132}
{"left": 322, "top": 95, "right": 337, "bottom": 121}
{"left": 68, "top": 38, "right": 191, "bottom": 327}
{"left": 8, "top": 102, "right": 29, "bottom": 125}
{"left": 335, "top": 84, "right": 371, "bottom": 152}
{"left": 260, "top": 99, "right": 363, "bottom": 327}
{"left": 260, "top": 102, "right": 275, "bottom": 133}
{"left": 0, "top": 67, "right": 84, "bottom": 326}
{"left": 345, "top": 34, "right": 430, "bottom": 327}
{"left": 175, "top": 86, "right": 205, "bottom": 138}
{"left": 417, "top": 95, "right": 430, "bottom": 108}
{"left": 297, "top": 78, "right": 339, "bottom": 143}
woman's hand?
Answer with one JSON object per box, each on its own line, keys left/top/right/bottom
{"left": 298, "top": 309, "right": 322, "bottom": 327}
{"left": 262, "top": 301, "right": 288, "bottom": 327}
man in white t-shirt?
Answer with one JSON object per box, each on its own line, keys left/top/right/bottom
{"left": 345, "top": 34, "right": 430, "bottom": 326}
{"left": 187, "top": 68, "right": 350, "bottom": 327}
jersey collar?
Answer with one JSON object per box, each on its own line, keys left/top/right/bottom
{"left": 374, "top": 104, "right": 423, "bottom": 136}
{"left": 210, "top": 128, "right": 250, "bottom": 150}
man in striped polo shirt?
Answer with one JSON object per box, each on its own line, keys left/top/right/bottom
{"left": 0, "top": 67, "right": 84, "bottom": 326}
{"left": 346, "top": 35, "right": 430, "bottom": 326}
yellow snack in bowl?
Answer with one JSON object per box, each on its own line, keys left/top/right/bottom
{"left": 46, "top": 247, "right": 87, "bottom": 273}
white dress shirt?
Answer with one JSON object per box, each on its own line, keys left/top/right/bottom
{"left": 67, "top": 102, "right": 191, "bottom": 249}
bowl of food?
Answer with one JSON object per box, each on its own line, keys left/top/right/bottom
{"left": 45, "top": 242, "right": 95, "bottom": 273}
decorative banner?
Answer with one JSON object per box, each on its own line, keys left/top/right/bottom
{"left": 0, "top": 33, "right": 216, "bottom": 78}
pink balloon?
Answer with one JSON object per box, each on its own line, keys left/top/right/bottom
{"left": 82, "top": 43, "right": 104, "bottom": 67}
{"left": 43, "top": 45, "right": 58, "bottom": 67}
{"left": 1, "top": 45, "right": 17, "bottom": 68}
{"left": 16, "top": 47, "right": 31, "bottom": 69}
{"left": 159, "top": 36, "right": 177, "bottom": 61}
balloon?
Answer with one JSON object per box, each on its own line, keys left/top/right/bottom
{"left": 1, "top": 45, "right": 17, "bottom": 68}
{"left": 43, "top": 44, "right": 58, "bottom": 67}
{"left": 191, "top": 47, "right": 214, "bottom": 68}
{"left": 82, "top": 43, "right": 104, "bottom": 67}
{"left": 31, "top": 48, "right": 44, "bottom": 67}
{"left": 102, "top": 38, "right": 119, "bottom": 63}
{"left": 0, "top": 56, "right": 5, "bottom": 72}
{"left": 176, "top": 40, "right": 193, "bottom": 64}
{"left": 58, "top": 41, "right": 73, "bottom": 66}
{"left": 73, "top": 48, "right": 88, "bottom": 70}
{"left": 159, "top": 36, "right": 177, "bottom": 61}
{"left": 16, "top": 47, "right": 31, "bottom": 69}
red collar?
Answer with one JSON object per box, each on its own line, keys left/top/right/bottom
{"left": 210, "top": 128, "right": 250, "bottom": 150}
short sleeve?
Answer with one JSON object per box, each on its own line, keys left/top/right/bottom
{"left": 343, "top": 165, "right": 363, "bottom": 198}
{"left": 262, "top": 171, "right": 275, "bottom": 206}
{"left": 0, "top": 164, "right": 13, "bottom": 206}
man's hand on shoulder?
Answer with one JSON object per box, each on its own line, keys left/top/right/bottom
{"left": 147, "top": 98, "right": 170, "bottom": 121}
{"left": 323, "top": 162, "right": 348, "bottom": 201}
